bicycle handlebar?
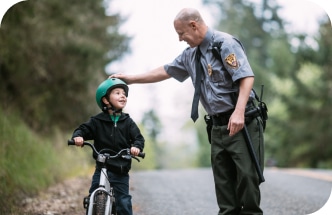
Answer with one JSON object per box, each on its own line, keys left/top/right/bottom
{"left": 68, "top": 139, "right": 145, "bottom": 159}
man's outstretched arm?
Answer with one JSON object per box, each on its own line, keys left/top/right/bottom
{"left": 110, "top": 66, "right": 171, "bottom": 84}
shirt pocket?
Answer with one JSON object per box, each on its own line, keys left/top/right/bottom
{"left": 209, "top": 66, "right": 225, "bottom": 83}
{"left": 209, "top": 68, "right": 234, "bottom": 89}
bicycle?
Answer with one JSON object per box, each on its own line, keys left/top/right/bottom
{"left": 68, "top": 140, "right": 145, "bottom": 215}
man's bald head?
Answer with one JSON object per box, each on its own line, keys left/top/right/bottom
{"left": 174, "top": 8, "right": 204, "bottom": 24}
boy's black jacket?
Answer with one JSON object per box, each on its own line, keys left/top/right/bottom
{"left": 72, "top": 112, "right": 145, "bottom": 174}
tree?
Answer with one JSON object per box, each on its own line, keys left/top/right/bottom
{"left": 0, "top": 0, "right": 130, "bottom": 134}
{"left": 273, "top": 19, "right": 332, "bottom": 167}
{"left": 141, "top": 109, "right": 164, "bottom": 169}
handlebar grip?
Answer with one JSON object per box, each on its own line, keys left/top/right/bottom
{"left": 138, "top": 152, "right": 145, "bottom": 159}
{"left": 68, "top": 139, "right": 75, "bottom": 146}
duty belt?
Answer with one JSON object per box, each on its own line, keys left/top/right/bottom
{"left": 212, "top": 110, "right": 233, "bottom": 126}
{"left": 212, "top": 109, "right": 258, "bottom": 126}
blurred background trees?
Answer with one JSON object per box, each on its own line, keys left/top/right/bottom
{"left": 0, "top": 0, "right": 130, "bottom": 133}
{"left": 0, "top": 0, "right": 331, "bottom": 211}
{"left": 0, "top": 0, "right": 131, "bottom": 210}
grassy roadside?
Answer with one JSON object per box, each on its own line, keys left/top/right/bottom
{"left": 0, "top": 108, "right": 90, "bottom": 213}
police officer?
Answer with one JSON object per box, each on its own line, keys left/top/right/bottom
{"left": 111, "top": 8, "right": 264, "bottom": 215}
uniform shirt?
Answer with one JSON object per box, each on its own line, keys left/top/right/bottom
{"left": 164, "top": 28, "right": 255, "bottom": 115}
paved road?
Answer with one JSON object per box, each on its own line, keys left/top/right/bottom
{"left": 130, "top": 168, "right": 332, "bottom": 215}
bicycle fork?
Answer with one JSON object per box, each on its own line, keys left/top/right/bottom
{"left": 86, "top": 168, "right": 115, "bottom": 215}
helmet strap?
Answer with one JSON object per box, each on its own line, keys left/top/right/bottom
{"left": 102, "top": 106, "right": 122, "bottom": 113}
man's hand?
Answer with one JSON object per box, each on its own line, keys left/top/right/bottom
{"left": 227, "top": 109, "right": 245, "bottom": 136}
{"left": 228, "top": 77, "right": 254, "bottom": 136}
{"left": 109, "top": 73, "right": 132, "bottom": 84}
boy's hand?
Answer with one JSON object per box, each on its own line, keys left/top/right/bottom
{"left": 130, "top": 147, "right": 140, "bottom": 156}
{"left": 73, "top": 137, "right": 84, "bottom": 147}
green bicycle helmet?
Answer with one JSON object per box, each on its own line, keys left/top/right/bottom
{"left": 95, "top": 78, "right": 129, "bottom": 110}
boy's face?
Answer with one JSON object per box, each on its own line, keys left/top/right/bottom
{"left": 103, "top": 87, "right": 127, "bottom": 110}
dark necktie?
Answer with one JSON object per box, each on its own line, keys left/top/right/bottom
{"left": 191, "top": 47, "right": 203, "bottom": 122}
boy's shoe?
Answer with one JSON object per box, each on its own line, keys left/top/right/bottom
{"left": 83, "top": 195, "right": 90, "bottom": 209}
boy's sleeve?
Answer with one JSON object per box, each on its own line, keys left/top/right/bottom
{"left": 71, "top": 118, "right": 94, "bottom": 140}
{"left": 130, "top": 121, "right": 145, "bottom": 151}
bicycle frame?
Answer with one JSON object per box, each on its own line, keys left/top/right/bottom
{"left": 68, "top": 140, "right": 144, "bottom": 215}
{"left": 87, "top": 166, "right": 114, "bottom": 215}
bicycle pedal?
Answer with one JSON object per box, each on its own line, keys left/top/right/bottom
{"left": 83, "top": 196, "right": 89, "bottom": 209}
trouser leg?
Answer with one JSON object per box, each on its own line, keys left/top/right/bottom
{"left": 211, "top": 118, "right": 264, "bottom": 215}
{"left": 89, "top": 166, "right": 101, "bottom": 194}
{"left": 108, "top": 171, "right": 132, "bottom": 215}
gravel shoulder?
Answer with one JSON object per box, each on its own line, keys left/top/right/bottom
{"left": 23, "top": 176, "right": 91, "bottom": 215}
{"left": 22, "top": 174, "right": 140, "bottom": 215}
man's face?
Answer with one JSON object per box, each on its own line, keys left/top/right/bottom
{"left": 174, "top": 20, "right": 200, "bottom": 48}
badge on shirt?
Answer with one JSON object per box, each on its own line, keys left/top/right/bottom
{"left": 225, "top": 53, "right": 239, "bottom": 69}
{"left": 207, "top": 64, "right": 212, "bottom": 76}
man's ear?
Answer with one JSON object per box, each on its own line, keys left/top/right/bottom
{"left": 190, "top": 21, "right": 197, "bottom": 30}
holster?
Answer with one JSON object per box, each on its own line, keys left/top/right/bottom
{"left": 204, "top": 115, "right": 213, "bottom": 144}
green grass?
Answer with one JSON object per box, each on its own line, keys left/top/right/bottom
{"left": 0, "top": 108, "right": 90, "bottom": 212}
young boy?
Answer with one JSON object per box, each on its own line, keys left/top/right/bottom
{"left": 71, "top": 78, "right": 145, "bottom": 215}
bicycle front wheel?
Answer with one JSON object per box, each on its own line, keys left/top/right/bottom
{"left": 94, "top": 191, "right": 107, "bottom": 215}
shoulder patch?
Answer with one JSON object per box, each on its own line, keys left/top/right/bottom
{"left": 225, "top": 53, "right": 239, "bottom": 69}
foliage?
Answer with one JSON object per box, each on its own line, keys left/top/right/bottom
{"left": 271, "top": 21, "right": 332, "bottom": 167}
{"left": 194, "top": 110, "right": 212, "bottom": 167}
{"left": 141, "top": 109, "right": 165, "bottom": 169}
{"left": 0, "top": 0, "right": 130, "bottom": 134}
{"left": 0, "top": 107, "right": 89, "bottom": 212}
{"left": 131, "top": 124, "right": 159, "bottom": 171}
{"left": 0, "top": 0, "right": 130, "bottom": 211}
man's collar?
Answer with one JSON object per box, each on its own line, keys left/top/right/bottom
{"left": 199, "top": 28, "right": 213, "bottom": 55}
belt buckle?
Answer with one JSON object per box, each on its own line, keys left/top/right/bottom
{"left": 213, "top": 113, "right": 229, "bottom": 126}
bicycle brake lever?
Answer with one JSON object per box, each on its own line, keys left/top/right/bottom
{"left": 132, "top": 156, "right": 140, "bottom": 162}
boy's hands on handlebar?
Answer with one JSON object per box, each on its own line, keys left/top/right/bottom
{"left": 73, "top": 137, "right": 84, "bottom": 147}
{"left": 130, "top": 147, "right": 140, "bottom": 156}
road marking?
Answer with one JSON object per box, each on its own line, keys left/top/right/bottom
{"left": 269, "top": 168, "right": 332, "bottom": 182}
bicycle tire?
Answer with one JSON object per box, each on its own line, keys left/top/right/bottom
{"left": 110, "top": 196, "right": 116, "bottom": 215}
{"left": 94, "top": 191, "right": 107, "bottom": 215}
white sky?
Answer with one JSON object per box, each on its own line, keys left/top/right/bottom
{"left": 105, "top": 0, "right": 329, "bottom": 142}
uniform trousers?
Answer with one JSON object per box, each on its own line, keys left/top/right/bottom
{"left": 211, "top": 117, "right": 264, "bottom": 215}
